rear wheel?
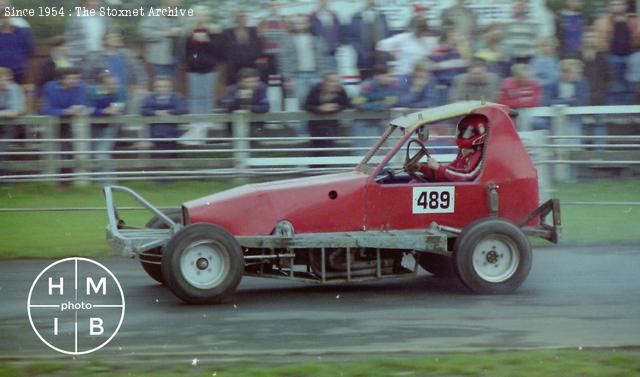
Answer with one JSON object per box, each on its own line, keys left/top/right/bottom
{"left": 453, "top": 218, "right": 531, "bottom": 294}
{"left": 140, "top": 208, "right": 182, "bottom": 284}
{"left": 162, "top": 223, "right": 243, "bottom": 304}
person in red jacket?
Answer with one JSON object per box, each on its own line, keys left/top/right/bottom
{"left": 498, "top": 63, "right": 542, "bottom": 108}
{"left": 408, "top": 114, "right": 487, "bottom": 182}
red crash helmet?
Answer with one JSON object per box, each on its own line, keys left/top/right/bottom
{"left": 456, "top": 114, "right": 488, "bottom": 149}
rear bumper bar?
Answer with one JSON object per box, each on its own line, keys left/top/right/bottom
{"left": 104, "top": 185, "right": 181, "bottom": 257}
{"left": 519, "top": 199, "right": 562, "bottom": 243}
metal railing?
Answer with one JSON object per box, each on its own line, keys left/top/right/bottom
{"left": 0, "top": 105, "right": 639, "bottom": 185}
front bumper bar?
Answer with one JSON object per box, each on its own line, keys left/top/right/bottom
{"left": 104, "top": 186, "right": 181, "bottom": 257}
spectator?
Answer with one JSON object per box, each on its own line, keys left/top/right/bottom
{"left": 351, "top": 65, "right": 399, "bottom": 151}
{"left": 377, "top": 19, "right": 437, "bottom": 76}
{"left": 529, "top": 37, "right": 561, "bottom": 104}
{"left": 0, "top": 0, "right": 35, "bottom": 84}
{"left": 223, "top": 68, "right": 269, "bottom": 140}
{"left": 397, "top": 61, "right": 439, "bottom": 109}
{"left": 279, "top": 14, "right": 331, "bottom": 137}
{"left": 0, "top": 67, "right": 24, "bottom": 118}
{"left": 547, "top": 59, "right": 589, "bottom": 180}
{"left": 36, "top": 37, "right": 74, "bottom": 96}
{"left": 474, "top": 25, "right": 509, "bottom": 78}
{"left": 594, "top": 0, "right": 639, "bottom": 104}
{"left": 309, "top": 0, "right": 342, "bottom": 70}
{"left": 40, "top": 68, "right": 87, "bottom": 184}
{"left": 555, "top": 0, "right": 586, "bottom": 59}
{"left": 347, "top": 0, "right": 390, "bottom": 80}
{"left": 428, "top": 32, "right": 468, "bottom": 106}
{"left": 86, "top": 73, "right": 126, "bottom": 185}
{"left": 257, "top": 0, "right": 288, "bottom": 84}
{"left": 304, "top": 71, "right": 350, "bottom": 157}
{"left": 65, "top": 0, "right": 113, "bottom": 64}
{"left": 139, "top": 0, "right": 186, "bottom": 80}
{"left": 581, "top": 29, "right": 610, "bottom": 149}
{"left": 181, "top": 5, "right": 223, "bottom": 145}
{"left": 222, "top": 11, "right": 264, "bottom": 86}
{"left": 502, "top": 0, "right": 540, "bottom": 64}
{"left": 498, "top": 63, "right": 542, "bottom": 109}
{"left": 0, "top": 67, "right": 25, "bottom": 171}
{"left": 224, "top": 68, "right": 269, "bottom": 114}
{"left": 627, "top": 50, "right": 640, "bottom": 103}
{"left": 450, "top": 59, "right": 500, "bottom": 103}
{"left": 83, "top": 30, "right": 148, "bottom": 111}
{"left": 441, "top": 0, "right": 477, "bottom": 59}
{"left": 141, "top": 75, "right": 187, "bottom": 159}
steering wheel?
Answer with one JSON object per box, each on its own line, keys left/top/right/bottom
{"left": 403, "top": 139, "right": 431, "bottom": 182}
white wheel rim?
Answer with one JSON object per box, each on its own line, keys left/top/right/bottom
{"left": 179, "top": 240, "right": 229, "bottom": 289}
{"left": 471, "top": 235, "right": 519, "bottom": 283}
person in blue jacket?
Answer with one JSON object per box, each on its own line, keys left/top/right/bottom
{"left": 346, "top": 0, "right": 390, "bottom": 80}
{"left": 141, "top": 75, "right": 187, "bottom": 158}
{"left": 0, "top": 7, "right": 35, "bottom": 84}
{"left": 87, "top": 73, "right": 126, "bottom": 184}
{"left": 397, "top": 61, "right": 439, "bottom": 109}
{"left": 223, "top": 67, "right": 269, "bottom": 140}
{"left": 41, "top": 67, "right": 86, "bottom": 184}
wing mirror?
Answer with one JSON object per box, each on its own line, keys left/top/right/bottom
{"left": 416, "top": 125, "right": 429, "bottom": 141}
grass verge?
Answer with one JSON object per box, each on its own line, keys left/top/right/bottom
{"left": 0, "top": 179, "right": 639, "bottom": 259}
{"left": 1, "top": 350, "right": 639, "bottom": 377}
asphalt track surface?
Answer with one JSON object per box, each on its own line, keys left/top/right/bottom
{"left": 1, "top": 245, "right": 639, "bottom": 361}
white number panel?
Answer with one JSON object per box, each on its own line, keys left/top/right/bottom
{"left": 412, "top": 186, "right": 455, "bottom": 214}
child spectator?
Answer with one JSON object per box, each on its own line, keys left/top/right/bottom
{"left": 40, "top": 68, "right": 86, "bottom": 184}
{"left": 0, "top": 0, "right": 35, "bottom": 84}
{"left": 498, "top": 64, "right": 542, "bottom": 109}
{"left": 555, "top": 0, "right": 585, "bottom": 59}
{"left": 304, "top": 72, "right": 350, "bottom": 157}
{"left": 397, "top": 61, "right": 439, "bottom": 109}
{"left": 141, "top": 75, "right": 187, "bottom": 158}
{"left": 223, "top": 68, "right": 269, "bottom": 140}
{"left": 450, "top": 59, "right": 500, "bottom": 103}
{"left": 36, "top": 36, "right": 74, "bottom": 95}
{"left": 351, "top": 65, "right": 399, "bottom": 151}
{"left": 347, "top": 0, "right": 391, "bottom": 80}
{"left": 0, "top": 67, "right": 25, "bottom": 171}
{"left": 529, "top": 37, "right": 561, "bottom": 104}
{"left": 428, "top": 32, "right": 468, "bottom": 105}
{"left": 627, "top": 50, "right": 640, "bottom": 103}
{"left": 224, "top": 68, "right": 269, "bottom": 114}
{"left": 86, "top": 73, "right": 126, "bottom": 184}
{"left": 182, "top": 5, "right": 223, "bottom": 145}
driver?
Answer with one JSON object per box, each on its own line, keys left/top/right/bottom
{"left": 409, "top": 114, "right": 487, "bottom": 182}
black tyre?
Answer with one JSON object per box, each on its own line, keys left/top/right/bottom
{"left": 140, "top": 208, "right": 182, "bottom": 284}
{"left": 453, "top": 218, "right": 531, "bottom": 294}
{"left": 417, "top": 253, "right": 454, "bottom": 278}
{"left": 162, "top": 223, "right": 243, "bottom": 304}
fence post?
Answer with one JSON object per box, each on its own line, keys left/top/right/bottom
{"left": 550, "top": 105, "right": 569, "bottom": 181}
{"left": 42, "top": 116, "right": 58, "bottom": 177}
{"left": 72, "top": 115, "right": 90, "bottom": 186}
{"left": 231, "top": 110, "right": 250, "bottom": 174}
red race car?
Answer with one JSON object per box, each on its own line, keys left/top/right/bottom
{"left": 104, "top": 101, "right": 560, "bottom": 304}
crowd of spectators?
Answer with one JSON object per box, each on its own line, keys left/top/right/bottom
{"left": 0, "top": 0, "right": 639, "bottom": 181}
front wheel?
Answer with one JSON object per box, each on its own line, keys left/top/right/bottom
{"left": 162, "top": 223, "right": 244, "bottom": 304}
{"left": 453, "top": 218, "right": 531, "bottom": 294}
